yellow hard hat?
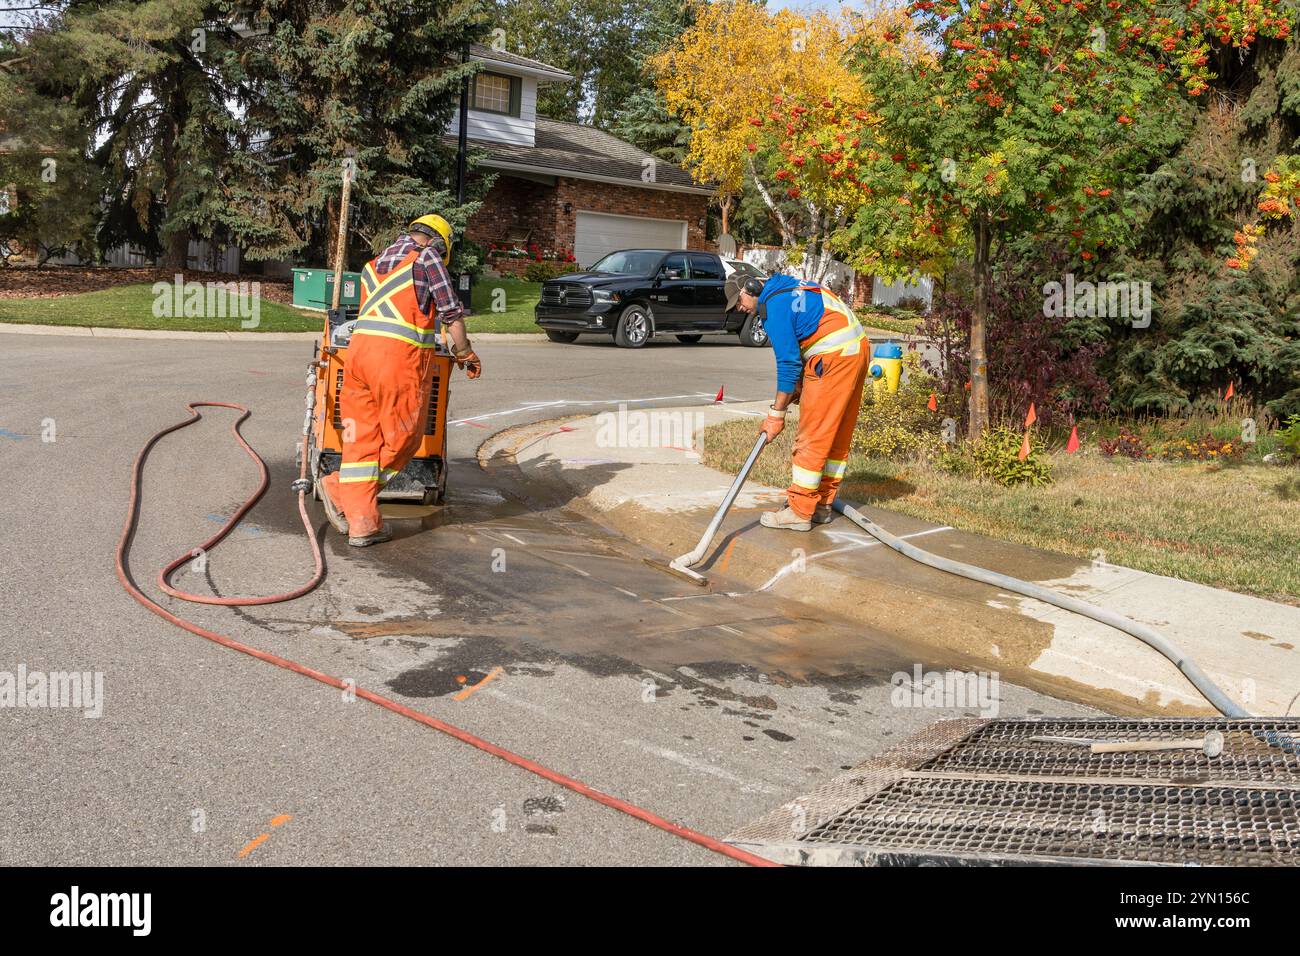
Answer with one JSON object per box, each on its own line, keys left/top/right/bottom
{"left": 409, "top": 214, "right": 454, "bottom": 260}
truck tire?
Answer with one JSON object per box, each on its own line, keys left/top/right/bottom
{"left": 614, "top": 304, "right": 652, "bottom": 348}
{"left": 738, "top": 314, "right": 768, "bottom": 347}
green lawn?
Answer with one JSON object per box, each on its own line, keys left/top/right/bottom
{"left": 0, "top": 275, "right": 546, "bottom": 334}
{"left": 469, "top": 276, "right": 543, "bottom": 333}
{"left": 703, "top": 417, "right": 1300, "bottom": 605}
{"left": 0, "top": 282, "right": 319, "bottom": 332}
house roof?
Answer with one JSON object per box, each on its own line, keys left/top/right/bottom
{"left": 471, "top": 117, "right": 713, "bottom": 195}
{"left": 468, "top": 44, "right": 573, "bottom": 83}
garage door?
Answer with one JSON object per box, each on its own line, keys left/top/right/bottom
{"left": 574, "top": 211, "right": 687, "bottom": 269}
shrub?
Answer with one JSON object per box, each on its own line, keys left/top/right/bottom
{"left": 1098, "top": 430, "right": 1150, "bottom": 459}
{"left": 969, "top": 426, "right": 1054, "bottom": 486}
{"left": 523, "top": 260, "right": 570, "bottom": 283}
{"left": 1158, "top": 433, "right": 1244, "bottom": 462}
{"left": 851, "top": 352, "right": 944, "bottom": 460}
{"left": 1276, "top": 414, "right": 1300, "bottom": 461}
{"left": 919, "top": 246, "right": 1112, "bottom": 428}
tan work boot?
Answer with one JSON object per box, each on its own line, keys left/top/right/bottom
{"left": 319, "top": 475, "right": 349, "bottom": 536}
{"left": 348, "top": 522, "right": 394, "bottom": 548}
{"left": 812, "top": 505, "right": 835, "bottom": 525}
{"left": 759, "top": 506, "right": 813, "bottom": 532}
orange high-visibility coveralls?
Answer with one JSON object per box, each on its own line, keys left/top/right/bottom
{"left": 321, "top": 250, "right": 440, "bottom": 537}
{"left": 784, "top": 287, "right": 869, "bottom": 519}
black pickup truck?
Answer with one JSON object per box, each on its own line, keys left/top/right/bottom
{"left": 533, "top": 249, "right": 769, "bottom": 349}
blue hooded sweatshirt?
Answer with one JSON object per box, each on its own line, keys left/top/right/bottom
{"left": 758, "top": 274, "right": 825, "bottom": 393}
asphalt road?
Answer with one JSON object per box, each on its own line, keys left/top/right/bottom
{"left": 1, "top": 330, "right": 1092, "bottom": 866}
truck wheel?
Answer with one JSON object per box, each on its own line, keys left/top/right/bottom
{"left": 739, "top": 314, "right": 768, "bottom": 347}
{"left": 614, "top": 305, "right": 651, "bottom": 348}
{"left": 545, "top": 330, "right": 580, "bottom": 343}
{"left": 676, "top": 334, "right": 703, "bottom": 344}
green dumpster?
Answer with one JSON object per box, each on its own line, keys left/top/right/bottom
{"left": 292, "top": 267, "right": 362, "bottom": 312}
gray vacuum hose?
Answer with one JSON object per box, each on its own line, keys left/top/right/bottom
{"left": 831, "top": 499, "right": 1252, "bottom": 719}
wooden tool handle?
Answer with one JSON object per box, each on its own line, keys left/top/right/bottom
{"left": 1090, "top": 738, "right": 1203, "bottom": 754}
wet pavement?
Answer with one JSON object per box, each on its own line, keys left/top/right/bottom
{"left": 1, "top": 332, "right": 1097, "bottom": 865}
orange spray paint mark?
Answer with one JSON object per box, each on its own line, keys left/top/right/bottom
{"left": 238, "top": 813, "right": 293, "bottom": 859}
{"left": 454, "top": 666, "right": 503, "bottom": 702}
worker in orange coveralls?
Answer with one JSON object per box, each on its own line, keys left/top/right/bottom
{"left": 733, "top": 273, "right": 868, "bottom": 531}
{"left": 320, "top": 214, "right": 481, "bottom": 547}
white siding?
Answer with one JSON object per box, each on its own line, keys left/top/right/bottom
{"left": 445, "top": 75, "right": 537, "bottom": 147}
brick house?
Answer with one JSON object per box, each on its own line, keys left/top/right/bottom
{"left": 449, "top": 45, "right": 713, "bottom": 268}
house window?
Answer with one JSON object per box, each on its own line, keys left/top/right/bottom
{"left": 473, "top": 72, "right": 520, "bottom": 117}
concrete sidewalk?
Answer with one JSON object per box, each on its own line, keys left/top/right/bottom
{"left": 486, "top": 401, "right": 1300, "bottom": 718}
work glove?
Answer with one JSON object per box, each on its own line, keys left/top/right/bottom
{"left": 760, "top": 408, "right": 786, "bottom": 443}
{"left": 455, "top": 347, "right": 482, "bottom": 379}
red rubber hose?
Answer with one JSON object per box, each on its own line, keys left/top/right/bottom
{"left": 115, "top": 401, "right": 778, "bottom": 868}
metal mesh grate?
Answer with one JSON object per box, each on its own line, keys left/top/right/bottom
{"left": 806, "top": 777, "right": 1300, "bottom": 866}
{"left": 726, "top": 718, "right": 1300, "bottom": 866}
{"left": 920, "top": 718, "right": 1300, "bottom": 783}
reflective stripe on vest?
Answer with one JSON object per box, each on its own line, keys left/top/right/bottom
{"left": 352, "top": 252, "right": 441, "bottom": 349}
{"left": 797, "top": 285, "right": 867, "bottom": 360}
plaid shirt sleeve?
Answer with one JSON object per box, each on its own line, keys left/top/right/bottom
{"left": 415, "top": 245, "right": 465, "bottom": 325}
{"left": 373, "top": 233, "right": 464, "bottom": 324}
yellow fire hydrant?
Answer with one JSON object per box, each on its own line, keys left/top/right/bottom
{"left": 868, "top": 341, "right": 904, "bottom": 398}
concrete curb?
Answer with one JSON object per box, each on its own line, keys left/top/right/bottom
{"left": 0, "top": 322, "right": 545, "bottom": 342}
{"left": 488, "top": 404, "right": 1300, "bottom": 718}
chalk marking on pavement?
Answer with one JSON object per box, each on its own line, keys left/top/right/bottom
{"left": 500, "top": 532, "right": 526, "bottom": 546}
{"left": 754, "top": 525, "right": 956, "bottom": 594}
{"left": 450, "top": 392, "right": 729, "bottom": 428}
{"left": 477, "top": 686, "right": 783, "bottom": 794}
{"left": 559, "top": 562, "right": 591, "bottom": 577}
{"left": 614, "top": 586, "right": 639, "bottom": 599}
{"left": 541, "top": 547, "right": 633, "bottom": 561}
{"left": 623, "top": 740, "right": 778, "bottom": 794}
{"left": 646, "top": 599, "right": 691, "bottom": 618}
{"left": 722, "top": 408, "right": 765, "bottom": 418}
{"left": 715, "top": 624, "right": 743, "bottom": 636}
{"left": 454, "top": 666, "right": 504, "bottom": 702}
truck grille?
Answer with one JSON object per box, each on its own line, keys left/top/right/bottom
{"left": 540, "top": 283, "right": 591, "bottom": 307}
{"left": 727, "top": 718, "right": 1300, "bottom": 866}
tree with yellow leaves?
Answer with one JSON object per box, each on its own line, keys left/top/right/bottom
{"left": 653, "top": 0, "right": 921, "bottom": 281}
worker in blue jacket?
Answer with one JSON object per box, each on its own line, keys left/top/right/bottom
{"left": 735, "top": 273, "right": 869, "bottom": 530}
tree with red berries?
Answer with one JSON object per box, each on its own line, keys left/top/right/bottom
{"left": 841, "top": 0, "right": 1292, "bottom": 438}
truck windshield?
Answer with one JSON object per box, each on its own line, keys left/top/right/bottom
{"left": 588, "top": 251, "right": 664, "bottom": 276}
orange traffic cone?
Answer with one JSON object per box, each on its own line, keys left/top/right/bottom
{"left": 714, "top": 385, "right": 725, "bottom": 403}
{"left": 1066, "top": 424, "right": 1080, "bottom": 454}
{"left": 927, "top": 392, "right": 938, "bottom": 412}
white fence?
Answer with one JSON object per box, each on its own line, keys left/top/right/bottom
{"left": 871, "top": 274, "right": 933, "bottom": 310}
{"left": 739, "top": 246, "right": 858, "bottom": 297}
{"left": 738, "top": 244, "right": 933, "bottom": 310}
